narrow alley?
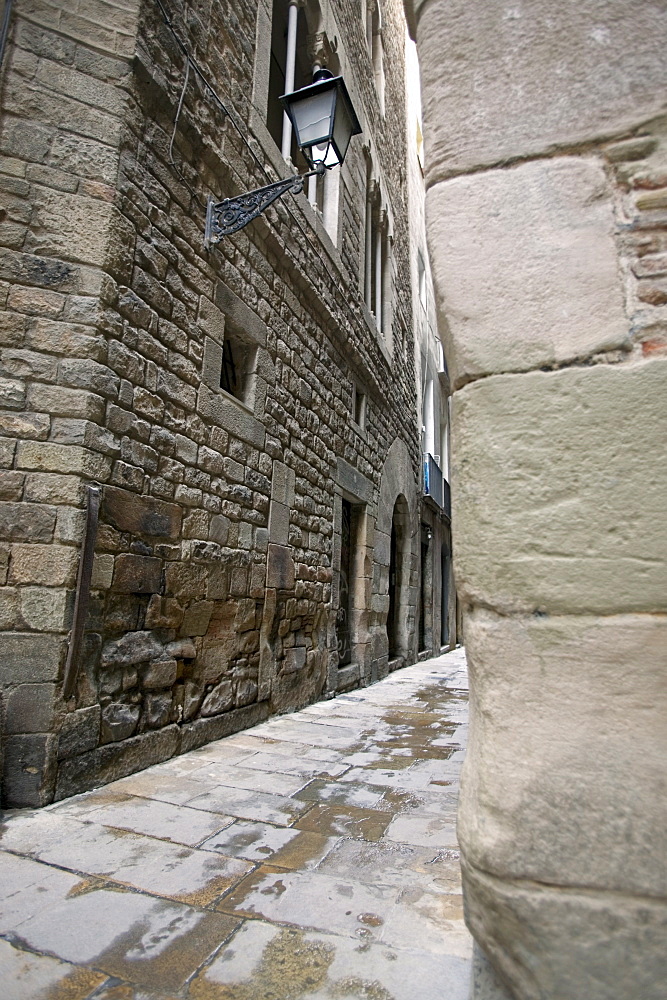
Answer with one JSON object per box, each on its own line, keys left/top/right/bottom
{"left": 0, "top": 650, "right": 471, "bottom": 1000}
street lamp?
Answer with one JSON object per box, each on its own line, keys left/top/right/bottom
{"left": 205, "top": 70, "right": 362, "bottom": 246}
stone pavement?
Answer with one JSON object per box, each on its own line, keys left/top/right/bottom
{"left": 0, "top": 649, "right": 472, "bottom": 1000}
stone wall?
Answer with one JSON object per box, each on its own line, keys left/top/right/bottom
{"left": 405, "top": 0, "right": 667, "bottom": 997}
{"left": 0, "top": 0, "right": 422, "bottom": 807}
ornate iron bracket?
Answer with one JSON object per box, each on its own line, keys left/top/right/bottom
{"left": 205, "top": 164, "right": 325, "bottom": 246}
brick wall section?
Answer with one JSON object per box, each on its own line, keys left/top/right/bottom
{"left": 0, "top": 0, "right": 421, "bottom": 805}
{"left": 603, "top": 117, "right": 667, "bottom": 359}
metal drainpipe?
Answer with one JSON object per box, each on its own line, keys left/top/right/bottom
{"left": 0, "top": 0, "right": 14, "bottom": 71}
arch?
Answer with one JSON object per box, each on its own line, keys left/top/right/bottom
{"left": 375, "top": 438, "right": 419, "bottom": 668}
{"left": 387, "top": 494, "right": 411, "bottom": 660}
{"left": 377, "top": 437, "right": 418, "bottom": 535}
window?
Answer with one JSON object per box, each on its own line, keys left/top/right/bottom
{"left": 352, "top": 384, "right": 366, "bottom": 428}
{"left": 364, "top": 165, "right": 390, "bottom": 339}
{"left": 418, "top": 251, "right": 427, "bottom": 310}
{"left": 365, "top": 1, "right": 384, "bottom": 113}
{"left": 266, "top": 2, "right": 341, "bottom": 242}
{"left": 219, "top": 327, "right": 257, "bottom": 407}
{"left": 267, "top": 0, "right": 310, "bottom": 160}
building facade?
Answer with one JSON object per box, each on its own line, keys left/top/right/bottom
{"left": 405, "top": 36, "right": 455, "bottom": 662}
{"left": 0, "top": 0, "right": 452, "bottom": 808}
{"left": 406, "top": 0, "right": 667, "bottom": 997}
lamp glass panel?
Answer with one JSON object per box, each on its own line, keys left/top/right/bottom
{"left": 308, "top": 140, "right": 340, "bottom": 167}
{"left": 332, "top": 97, "right": 354, "bottom": 164}
{"left": 290, "top": 89, "right": 336, "bottom": 149}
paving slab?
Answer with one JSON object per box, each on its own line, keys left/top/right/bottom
{"left": 0, "top": 648, "right": 472, "bottom": 998}
{"left": 189, "top": 918, "right": 470, "bottom": 1000}
{"left": 10, "top": 887, "right": 240, "bottom": 992}
{"left": 0, "top": 938, "right": 107, "bottom": 1000}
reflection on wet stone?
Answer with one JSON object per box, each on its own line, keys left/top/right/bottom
{"left": 0, "top": 651, "right": 472, "bottom": 1000}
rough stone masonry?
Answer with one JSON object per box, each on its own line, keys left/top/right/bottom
{"left": 405, "top": 0, "right": 667, "bottom": 998}
{"left": 0, "top": 0, "right": 427, "bottom": 808}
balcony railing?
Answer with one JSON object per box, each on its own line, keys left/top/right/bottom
{"left": 423, "top": 453, "right": 451, "bottom": 518}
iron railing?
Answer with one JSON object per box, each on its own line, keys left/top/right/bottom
{"left": 423, "top": 453, "right": 451, "bottom": 518}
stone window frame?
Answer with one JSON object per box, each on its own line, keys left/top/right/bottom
{"left": 364, "top": 0, "right": 385, "bottom": 116}
{"left": 197, "top": 282, "right": 274, "bottom": 449}
{"left": 351, "top": 380, "right": 367, "bottom": 432}
{"left": 362, "top": 152, "right": 394, "bottom": 357}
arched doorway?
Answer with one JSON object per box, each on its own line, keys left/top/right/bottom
{"left": 387, "top": 495, "right": 410, "bottom": 663}
{"left": 441, "top": 541, "right": 450, "bottom": 647}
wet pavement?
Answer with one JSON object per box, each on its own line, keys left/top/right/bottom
{"left": 0, "top": 648, "right": 471, "bottom": 1000}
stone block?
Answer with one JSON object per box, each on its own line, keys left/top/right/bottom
{"left": 0, "top": 585, "right": 18, "bottom": 627}
{"left": 199, "top": 295, "right": 226, "bottom": 344}
{"left": 469, "top": 944, "right": 513, "bottom": 1000}
{"left": 200, "top": 679, "right": 234, "bottom": 716}
{"left": 336, "top": 457, "right": 373, "bottom": 502}
{"left": 31, "top": 192, "right": 122, "bottom": 268}
{"left": 141, "top": 659, "right": 178, "bottom": 689}
{"left": 235, "top": 678, "right": 258, "bottom": 707}
{"left": 283, "top": 646, "right": 306, "bottom": 674}
{"left": 145, "top": 595, "right": 184, "bottom": 629}
{"left": 101, "top": 630, "right": 164, "bottom": 668}
{"left": 459, "top": 610, "right": 667, "bottom": 899}
{"left": 16, "top": 441, "right": 110, "bottom": 479}
{"left": 214, "top": 279, "right": 268, "bottom": 348}
{"left": 100, "top": 701, "right": 141, "bottom": 743}
{"left": 112, "top": 553, "right": 162, "bottom": 594}
{"left": 179, "top": 600, "right": 214, "bottom": 637}
{"left": 24, "top": 473, "right": 84, "bottom": 504}
{"left": 271, "top": 461, "right": 295, "bottom": 506}
{"left": 3, "top": 733, "right": 57, "bottom": 807}
{"left": 165, "top": 638, "right": 196, "bottom": 659}
{"left": 266, "top": 543, "right": 295, "bottom": 590}
{"left": 429, "top": 158, "right": 628, "bottom": 387}
{"left": 452, "top": 359, "right": 667, "bottom": 614}
{"left": 0, "top": 411, "right": 50, "bottom": 439}
{"left": 235, "top": 598, "right": 256, "bottom": 632}
{"left": 415, "top": 0, "right": 667, "bottom": 180}
{"left": 26, "top": 384, "right": 105, "bottom": 421}
{"left": 9, "top": 544, "right": 78, "bottom": 587}
{"left": 209, "top": 513, "right": 230, "bottom": 545}
{"left": 268, "top": 500, "right": 290, "bottom": 545}
{"left": 0, "top": 632, "right": 63, "bottom": 684}
{"left": 5, "top": 683, "right": 56, "bottom": 734}
{"left": 197, "top": 384, "right": 265, "bottom": 448}
{"left": 141, "top": 692, "right": 171, "bottom": 729}
{"left": 0, "top": 375, "right": 25, "bottom": 409}
{"left": 0, "top": 471, "right": 24, "bottom": 501}
{"left": 59, "top": 358, "right": 119, "bottom": 397}
{"left": 179, "top": 700, "right": 269, "bottom": 754}
{"left": 54, "top": 725, "right": 180, "bottom": 799}
{"left": 462, "top": 858, "right": 667, "bottom": 1000}
{"left": 91, "top": 553, "right": 114, "bottom": 590}
{"left": 101, "top": 485, "right": 181, "bottom": 539}
{"left": 182, "top": 679, "right": 203, "bottom": 720}
{"left": 164, "top": 562, "right": 208, "bottom": 600}
{"left": 57, "top": 705, "right": 101, "bottom": 759}
{"left": 19, "top": 586, "right": 69, "bottom": 631}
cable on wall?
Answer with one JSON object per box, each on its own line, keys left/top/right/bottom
{"left": 152, "top": 0, "right": 394, "bottom": 372}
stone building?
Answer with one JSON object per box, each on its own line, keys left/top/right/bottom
{"left": 0, "top": 0, "right": 452, "bottom": 808}
{"left": 405, "top": 36, "right": 454, "bottom": 662}
{"left": 406, "top": 0, "right": 667, "bottom": 998}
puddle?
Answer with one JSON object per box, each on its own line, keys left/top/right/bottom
{"left": 42, "top": 966, "right": 106, "bottom": 1000}
{"left": 190, "top": 927, "right": 335, "bottom": 999}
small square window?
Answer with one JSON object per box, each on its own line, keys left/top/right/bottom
{"left": 418, "top": 251, "right": 427, "bottom": 310}
{"left": 220, "top": 330, "right": 256, "bottom": 406}
{"left": 353, "top": 385, "right": 366, "bottom": 428}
